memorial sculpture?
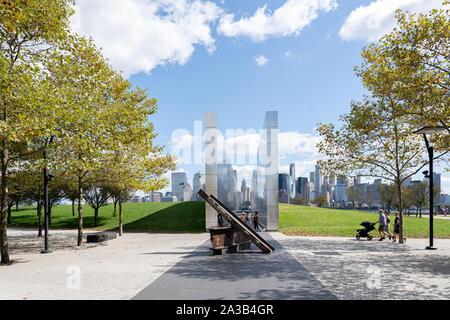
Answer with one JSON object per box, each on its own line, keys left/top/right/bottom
{"left": 198, "top": 190, "right": 275, "bottom": 255}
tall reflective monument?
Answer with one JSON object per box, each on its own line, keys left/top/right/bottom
{"left": 204, "top": 111, "right": 279, "bottom": 231}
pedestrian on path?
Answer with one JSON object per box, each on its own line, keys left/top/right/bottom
{"left": 253, "top": 212, "right": 259, "bottom": 231}
{"left": 374, "top": 209, "right": 387, "bottom": 241}
{"left": 384, "top": 211, "right": 394, "bottom": 240}
{"left": 392, "top": 211, "right": 400, "bottom": 242}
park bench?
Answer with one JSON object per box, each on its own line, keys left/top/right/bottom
{"left": 86, "top": 231, "right": 117, "bottom": 243}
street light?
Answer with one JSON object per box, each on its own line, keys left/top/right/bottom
{"left": 414, "top": 126, "right": 446, "bottom": 250}
{"left": 41, "top": 136, "right": 55, "bottom": 254}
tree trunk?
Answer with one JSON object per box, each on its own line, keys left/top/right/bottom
{"left": 0, "top": 146, "right": 10, "bottom": 264}
{"left": 397, "top": 181, "right": 405, "bottom": 244}
{"left": 37, "top": 201, "right": 42, "bottom": 237}
{"left": 15, "top": 202, "right": 18, "bottom": 211}
{"left": 94, "top": 207, "right": 98, "bottom": 227}
{"left": 72, "top": 200, "right": 75, "bottom": 216}
{"left": 419, "top": 206, "right": 422, "bottom": 218}
{"left": 48, "top": 205, "right": 52, "bottom": 225}
{"left": 113, "top": 200, "right": 117, "bottom": 217}
{"left": 77, "top": 177, "right": 83, "bottom": 246}
{"left": 7, "top": 205, "right": 11, "bottom": 224}
{"left": 119, "top": 194, "right": 123, "bottom": 236}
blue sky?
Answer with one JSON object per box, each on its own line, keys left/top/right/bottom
{"left": 72, "top": 0, "right": 449, "bottom": 193}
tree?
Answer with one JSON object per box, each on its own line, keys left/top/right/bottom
{"left": 313, "top": 194, "right": 327, "bottom": 208}
{"left": 0, "top": 0, "right": 74, "bottom": 264}
{"left": 46, "top": 36, "right": 120, "bottom": 246}
{"left": 103, "top": 184, "right": 132, "bottom": 217}
{"left": 347, "top": 184, "right": 362, "bottom": 209}
{"left": 61, "top": 176, "right": 78, "bottom": 217}
{"left": 101, "top": 75, "right": 175, "bottom": 236}
{"left": 410, "top": 182, "right": 428, "bottom": 217}
{"left": 357, "top": 2, "right": 449, "bottom": 155}
{"left": 378, "top": 183, "right": 396, "bottom": 212}
{"left": 364, "top": 187, "right": 376, "bottom": 210}
{"left": 46, "top": 178, "right": 65, "bottom": 225}
{"left": 83, "top": 183, "right": 110, "bottom": 227}
{"left": 292, "top": 195, "right": 306, "bottom": 205}
{"left": 317, "top": 95, "right": 447, "bottom": 244}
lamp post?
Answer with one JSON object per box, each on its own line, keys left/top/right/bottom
{"left": 414, "top": 126, "right": 446, "bottom": 250}
{"left": 41, "top": 136, "right": 55, "bottom": 254}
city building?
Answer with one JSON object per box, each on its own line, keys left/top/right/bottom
{"left": 296, "top": 177, "right": 309, "bottom": 202}
{"left": 172, "top": 171, "right": 187, "bottom": 202}
{"left": 192, "top": 172, "right": 205, "bottom": 201}
{"left": 150, "top": 192, "right": 162, "bottom": 202}
{"left": 131, "top": 196, "right": 142, "bottom": 203}
{"left": 314, "top": 165, "right": 322, "bottom": 200}
{"left": 183, "top": 184, "right": 193, "bottom": 202}
{"left": 289, "top": 163, "right": 296, "bottom": 198}
{"left": 278, "top": 173, "right": 290, "bottom": 204}
{"left": 335, "top": 175, "right": 348, "bottom": 205}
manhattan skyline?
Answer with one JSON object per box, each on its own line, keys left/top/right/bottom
{"left": 71, "top": 0, "right": 449, "bottom": 194}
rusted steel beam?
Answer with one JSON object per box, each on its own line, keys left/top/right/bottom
{"left": 198, "top": 189, "right": 274, "bottom": 254}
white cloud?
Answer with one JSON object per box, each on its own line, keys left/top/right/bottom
{"left": 255, "top": 55, "right": 269, "bottom": 67}
{"left": 217, "top": 0, "right": 337, "bottom": 42}
{"left": 441, "top": 176, "right": 450, "bottom": 194}
{"left": 285, "top": 50, "right": 293, "bottom": 58}
{"left": 71, "top": 0, "right": 222, "bottom": 77}
{"left": 339, "top": 0, "right": 444, "bottom": 42}
{"left": 278, "top": 131, "right": 321, "bottom": 159}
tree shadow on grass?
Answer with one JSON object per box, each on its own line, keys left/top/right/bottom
{"left": 8, "top": 215, "right": 110, "bottom": 230}
{"left": 110, "top": 202, "right": 205, "bottom": 233}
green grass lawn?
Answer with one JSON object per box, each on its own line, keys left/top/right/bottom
{"left": 279, "top": 203, "right": 450, "bottom": 239}
{"left": 7, "top": 202, "right": 450, "bottom": 238}
{"left": 8, "top": 201, "right": 206, "bottom": 233}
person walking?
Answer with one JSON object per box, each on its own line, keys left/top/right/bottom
{"left": 374, "top": 209, "right": 387, "bottom": 241}
{"left": 384, "top": 211, "right": 394, "bottom": 240}
{"left": 253, "top": 211, "right": 259, "bottom": 231}
{"left": 392, "top": 211, "right": 400, "bottom": 242}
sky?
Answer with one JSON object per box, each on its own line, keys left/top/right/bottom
{"left": 71, "top": 0, "right": 449, "bottom": 194}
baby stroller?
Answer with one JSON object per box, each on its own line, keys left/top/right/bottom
{"left": 356, "top": 221, "right": 375, "bottom": 240}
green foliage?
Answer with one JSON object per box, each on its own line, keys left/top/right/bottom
{"left": 312, "top": 194, "right": 327, "bottom": 208}
{"left": 356, "top": 2, "right": 449, "bottom": 154}
{"left": 0, "top": 0, "right": 176, "bottom": 263}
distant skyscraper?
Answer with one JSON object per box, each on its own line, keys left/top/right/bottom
{"left": 434, "top": 173, "right": 442, "bottom": 202}
{"left": 314, "top": 164, "right": 322, "bottom": 199}
{"left": 403, "top": 176, "right": 412, "bottom": 187}
{"left": 241, "top": 179, "right": 248, "bottom": 202}
{"left": 192, "top": 172, "right": 204, "bottom": 200}
{"left": 172, "top": 171, "right": 187, "bottom": 202}
{"left": 289, "top": 163, "right": 296, "bottom": 196}
{"left": 296, "top": 177, "right": 308, "bottom": 200}
{"left": 278, "top": 173, "right": 290, "bottom": 203}
{"left": 183, "top": 184, "right": 193, "bottom": 202}
{"left": 433, "top": 173, "right": 441, "bottom": 190}
{"left": 335, "top": 175, "right": 348, "bottom": 204}
{"left": 309, "top": 171, "right": 315, "bottom": 185}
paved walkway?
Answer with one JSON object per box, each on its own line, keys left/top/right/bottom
{"left": 272, "top": 233, "right": 450, "bottom": 300}
{"left": 133, "top": 233, "right": 336, "bottom": 300}
{"left": 0, "top": 228, "right": 208, "bottom": 300}
{"left": 1, "top": 228, "right": 449, "bottom": 300}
